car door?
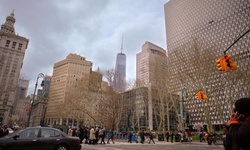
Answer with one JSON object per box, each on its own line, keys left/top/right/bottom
{"left": 37, "top": 128, "right": 62, "bottom": 150}
{"left": 7, "top": 128, "right": 40, "bottom": 150}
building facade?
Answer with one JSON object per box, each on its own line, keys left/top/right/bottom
{"left": 0, "top": 10, "right": 29, "bottom": 126}
{"left": 164, "top": 0, "right": 250, "bottom": 129}
{"left": 136, "top": 41, "right": 167, "bottom": 87}
{"left": 45, "top": 53, "right": 93, "bottom": 126}
{"left": 12, "top": 78, "right": 30, "bottom": 126}
{"left": 136, "top": 41, "right": 169, "bottom": 130}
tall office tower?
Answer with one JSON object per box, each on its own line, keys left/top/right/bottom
{"left": 164, "top": 0, "right": 249, "bottom": 128}
{"left": 136, "top": 41, "right": 167, "bottom": 130}
{"left": 45, "top": 53, "right": 92, "bottom": 126}
{"left": 114, "top": 40, "right": 126, "bottom": 92}
{"left": 0, "top": 10, "right": 29, "bottom": 126}
{"left": 136, "top": 41, "right": 166, "bottom": 87}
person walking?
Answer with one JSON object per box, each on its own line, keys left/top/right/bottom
{"left": 99, "top": 127, "right": 106, "bottom": 144}
{"left": 107, "top": 129, "right": 115, "bottom": 144}
{"left": 228, "top": 98, "right": 250, "bottom": 150}
{"left": 140, "top": 130, "right": 145, "bottom": 144}
{"left": 148, "top": 130, "right": 155, "bottom": 144}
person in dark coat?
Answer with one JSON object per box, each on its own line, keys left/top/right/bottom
{"left": 128, "top": 131, "right": 133, "bottom": 143}
{"left": 140, "top": 130, "right": 145, "bottom": 144}
{"left": 148, "top": 130, "right": 155, "bottom": 144}
{"left": 170, "top": 132, "right": 174, "bottom": 143}
{"left": 228, "top": 98, "right": 250, "bottom": 150}
{"left": 222, "top": 125, "right": 232, "bottom": 150}
{"left": 166, "top": 132, "right": 170, "bottom": 142}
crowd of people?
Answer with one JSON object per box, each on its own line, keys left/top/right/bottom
{"left": 68, "top": 126, "right": 157, "bottom": 145}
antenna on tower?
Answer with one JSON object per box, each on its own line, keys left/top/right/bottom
{"left": 121, "top": 34, "right": 123, "bottom": 53}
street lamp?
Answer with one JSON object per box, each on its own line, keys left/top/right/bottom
{"left": 27, "top": 73, "right": 44, "bottom": 127}
{"left": 181, "top": 87, "right": 188, "bottom": 142}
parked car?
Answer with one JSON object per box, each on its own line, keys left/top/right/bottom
{"left": 0, "top": 127, "right": 81, "bottom": 150}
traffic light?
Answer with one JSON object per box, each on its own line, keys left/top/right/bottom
{"left": 225, "top": 55, "right": 237, "bottom": 71}
{"left": 196, "top": 91, "right": 202, "bottom": 100}
{"left": 216, "top": 55, "right": 237, "bottom": 72}
{"left": 196, "top": 91, "right": 208, "bottom": 100}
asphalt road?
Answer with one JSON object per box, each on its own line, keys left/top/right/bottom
{"left": 80, "top": 141, "right": 224, "bottom": 150}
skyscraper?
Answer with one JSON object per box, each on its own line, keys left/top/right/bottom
{"left": 114, "top": 39, "right": 126, "bottom": 92}
{"left": 164, "top": 0, "right": 249, "bottom": 127}
{"left": 136, "top": 41, "right": 166, "bottom": 87}
{"left": 0, "top": 10, "right": 29, "bottom": 126}
{"left": 136, "top": 41, "right": 167, "bottom": 130}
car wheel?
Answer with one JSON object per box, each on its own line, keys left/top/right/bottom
{"left": 56, "top": 144, "right": 68, "bottom": 150}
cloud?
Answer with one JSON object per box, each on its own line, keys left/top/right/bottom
{"left": 0, "top": 0, "right": 168, "bottom": 94}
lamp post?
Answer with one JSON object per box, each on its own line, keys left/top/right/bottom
{"left": 27, "top": 73, "right": 44, "bottom": 127}
{"left": 181, "top": 87, "right": 188, "bottom": 142}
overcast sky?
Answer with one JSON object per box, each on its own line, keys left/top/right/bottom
{"left": 0, "top": 0, "right": 168, "bottom": 95}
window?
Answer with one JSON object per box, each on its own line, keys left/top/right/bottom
{"left": 41, "top": 129, "right": 61, "bottom": 138}
{"left": 19, "top": 129, "right": 39, "bottom": 138}
{"left": 5, "top": 40, "right": 10, "bottom": 47}
{"left": 12, "top": 42, "right": 16, "bottom": 49}
{"left": 18, "top": 43, "right": 23, "bottom": 50}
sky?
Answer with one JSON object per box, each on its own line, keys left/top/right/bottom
{"left": 0, "top": 0, "right": 169, "bottom": 95}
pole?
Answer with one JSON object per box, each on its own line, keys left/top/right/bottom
{"left": 27, "top": 73, "right": 44, "bottom": 127}
{"left": 182, "top": 87, "right": 188, "bottom": 142}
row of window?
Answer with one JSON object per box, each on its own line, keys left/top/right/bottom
{"left": 5, "top": 40, "right": 23, "bottom": 50}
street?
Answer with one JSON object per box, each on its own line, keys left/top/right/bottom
{"left": 80, "top": 141, "right": 224, "bottom": 150}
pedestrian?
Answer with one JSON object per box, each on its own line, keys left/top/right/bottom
{"left": 170, "top": 132, "right": 174, "bottom": 143}
{"left": 166, "top": 131, "right": 170, "bottom": 142}
{"left": 222, "top": 125, "right": 232, "bottom": 150}
{"left": 107, "top": 129, "right": 115, "bottom": 144}
{"left": 68, "top": 126, "right": 73, "bottom": 136}
{"left": 148, "top": 130, "right": 155, "bottom": 144}
{"left": 228, "top": 98, "right": 250, "bottom": 150}
{"left": 82, "top": 127, "right": 89, "bottom": 144}
{"left": 187, "top": 130, "right": 192, "bottom": 142}
{"left": 94, "top": 127, "right": 99, "bottom": 144}
{"left": 89, "top": 127, "right": 96, "bottom": 144}
{"left": 140, "top": 130, "right": 145, "bottom": 144}
{"left": 77, "top": 127, "right": 83, "bottom": 144}
{"left": 128, "top": 131, "right": 133, "bottom": 143}
{"left": 99, "top": 127, "right": 106, "bottom": 144}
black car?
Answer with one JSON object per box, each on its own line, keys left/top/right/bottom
{"left": 0, "top": 127, "right": 81, "bottom": 150}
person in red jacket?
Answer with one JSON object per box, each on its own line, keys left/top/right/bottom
{"left": 228, "top": 98, "right": 250, "bottom": 150}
